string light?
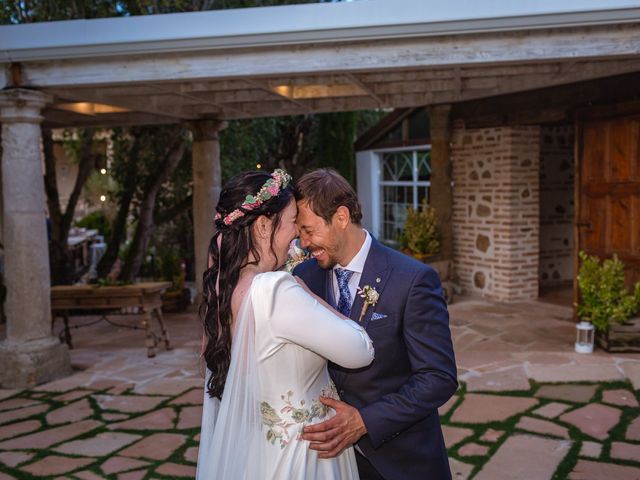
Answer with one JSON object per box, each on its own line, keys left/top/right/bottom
{"left": 256, "top": 163, "right": 262, "bottom": 169}
{"left": 100, "top": 195, "right": 106, "bottom": 202}
{"left": 100, "top": 168, "right": 107, "bottom": 175}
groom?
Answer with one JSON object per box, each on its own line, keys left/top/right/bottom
{"left": 294, "top": 169, "right": 457, "bottom": 480}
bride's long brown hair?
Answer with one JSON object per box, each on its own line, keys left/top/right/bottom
{"left": 200, "top": 171, "right": 294, "bottom": 398}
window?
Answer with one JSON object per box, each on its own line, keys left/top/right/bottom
{"left": 379, "top": 149, "right": 431, "bottom": 245}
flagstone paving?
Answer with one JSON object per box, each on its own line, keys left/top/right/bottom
{"left": 0, "top": 297, "right": 639, "bottom": 479}
{"left": 559, "top": 403, "right": 622, "bottom": 440}
{"left": 474, "top": 435, "right": 573, "bottom": 480}
{"left": 532, "top": 401, "right": 573, "bottom": 419}
{"left": 579, "top": 441, "right": 602, "bottom": 459}
{"left": 628, "top": 416, "right": 640, "bottom": 441}
{"left": 603, "top": 389, "right": 639, "bottom": 407}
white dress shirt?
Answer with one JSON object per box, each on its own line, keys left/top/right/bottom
{"left": 331, "top": 230, "right": 372, "bottom": 313}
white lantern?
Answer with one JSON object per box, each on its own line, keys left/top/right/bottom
{"left": 575, "top": 321, "right": 595, "bottom": 354}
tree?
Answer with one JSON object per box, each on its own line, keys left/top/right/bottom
{"left": 94, "top": 125, "right": 194, "bottom": 282}
{"left": 316, "top": 112, "right": 358, "bottom": 185}
{"left": 118, "top": 126, "right": 189, "bottom": 282}
{"left": 43, "top": 129, "right": 101, "bottom": 284}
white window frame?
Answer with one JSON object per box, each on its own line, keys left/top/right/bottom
{"left": 377, "top": 145, "right": 431, "bottom": 244}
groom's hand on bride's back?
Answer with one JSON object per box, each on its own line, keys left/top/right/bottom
{"left": 302, "top": 397, "right": 367, "bottom": 458}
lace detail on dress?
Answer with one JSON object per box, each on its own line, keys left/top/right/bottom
{"left": 261, "top": 383, "right": 339, "bottom": 449}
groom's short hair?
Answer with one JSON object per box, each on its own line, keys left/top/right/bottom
{"left": 295, "top": 168, "right": 362, "bottom": 225}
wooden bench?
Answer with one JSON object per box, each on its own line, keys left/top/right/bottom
{"left": 51, "top": 282, "right": 173, "bottom": 358}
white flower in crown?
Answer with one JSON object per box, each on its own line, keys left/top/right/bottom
{"left": 357, "top": 285, "right": 379, "bottom": 323}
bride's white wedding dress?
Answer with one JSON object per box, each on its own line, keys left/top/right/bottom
{"left": 197, "top": 271, "right": 374, "bottom": 480}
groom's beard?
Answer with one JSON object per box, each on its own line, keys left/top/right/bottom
{"left": 308, "top": 246, "right": 339, "bottom": 270}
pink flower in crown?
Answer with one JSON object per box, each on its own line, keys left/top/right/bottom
{"left": 268, "top": 185, "right": 279, "bottom": 196}
{"left": 243, "top": 202, "right": 260, "bottom": 210}
{"left": 224, "top": 210, "right": 245, "bottom": 225}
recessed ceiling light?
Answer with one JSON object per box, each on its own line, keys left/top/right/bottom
{"left": 55, "top": 102, "right": 130, "bottom": 116}
{"left": 272, "top": 84, "right": 367, "bottom": 100}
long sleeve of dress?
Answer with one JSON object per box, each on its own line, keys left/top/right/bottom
{"left": 253, "top": 271, "right": 374, "bottom": 369}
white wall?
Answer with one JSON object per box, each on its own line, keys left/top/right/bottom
{"left": 356, "top": 150, "right": 380, "bottom": 238}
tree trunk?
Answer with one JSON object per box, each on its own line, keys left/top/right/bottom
{"left": 43, "top": 128, "right": 96, "bottom": 285}
{"left": 96, "top": 136, "right": 141, "bottom": 278}
{"left": 271, "top": 115, "right": 314, "bottom": 180}
{"left": 317, "top": 112, "right": 357, "bottom": 185}
{"left": 119, "top": 136, "right": 186, "bottom": 282}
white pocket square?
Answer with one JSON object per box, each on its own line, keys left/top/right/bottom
{"left": 371, "top": 312, "right": 388, "bottom": 321}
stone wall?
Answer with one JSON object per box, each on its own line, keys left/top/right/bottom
{"left": 451, "top": 123, "right": 540, "bottom": 302}
{"left": 539, "top": 125, "right": 574, "bottom": 287}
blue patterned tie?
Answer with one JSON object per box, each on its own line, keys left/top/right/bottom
{"left": 335, "top": 268, "right": 354, "bottom": 317}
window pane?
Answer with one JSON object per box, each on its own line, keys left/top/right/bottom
{"left": 382, "top": 152, "right": 413, "bottom": 182}
{"left": 380, "top": 185, "right": 412, "bottom": 244}
{"left": 417, "top": 185, "right": 430, "bottom": 204}
{"left": 417, "top": 151, "right": 431, "bottom": 181}
{"left": 408, "top": 109, "right": 429, "bottom": 140}
{"left": 383, "top": 124, "right": 402, "bottom": 142}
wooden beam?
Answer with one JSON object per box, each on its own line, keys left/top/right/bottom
{"left": 345, "top": 72, "right": 383, "bottom": 106}
{"left": 48, "top": 88, "right": 190, "bottom": 120}
{"left": 428, "top": 105, "right": 454, "bottom": 261}
{"left": 243, "top": 78, "right": 310, "bottom": 112}
{"left": 42, "top": 108, "right": 177, "bottom": 128}
{"left": 452, "top": 71, "right": 640, "bottom": 128}
{"left": 148, "top": 84, "right": 245, "bottom": 117}
{"left": 19, "top": 23, "right": 640, "bottom": 88}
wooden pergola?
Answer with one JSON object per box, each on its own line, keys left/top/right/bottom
{"left": 1, "top": 0, "right": 639, "bottom": 387}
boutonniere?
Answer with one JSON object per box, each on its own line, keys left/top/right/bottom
{"left": 284, "top": 238, "right": 311, "bottom": 273}
{"left": 357, "top": 285, "right": 379, "bottom": 323}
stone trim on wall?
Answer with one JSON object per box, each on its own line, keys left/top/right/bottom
{"left": 539, "top": 125, "right": 574, "bottom": 287}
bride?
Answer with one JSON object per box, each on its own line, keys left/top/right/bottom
{"left": 196, "top": 169, "right": 374, "bottom": 479}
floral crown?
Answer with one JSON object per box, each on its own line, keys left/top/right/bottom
{"left": 215, "top": 169, "right": 292, "bottom": 226}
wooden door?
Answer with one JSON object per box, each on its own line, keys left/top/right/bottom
{"left": 576, "top": 111, "right": 640, "bottom": 295}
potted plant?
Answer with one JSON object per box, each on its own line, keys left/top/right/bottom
{"left": 398, "top": 200, "right": 456, "bottom": 303}
{"left": 160, "top": 249, "right": 190, "bottom": 312}
{"left": 399, "top": 198, "right": 441, "bottom": 263}
{"left": 576, "top": 251, "right": 640, "bottom": 352}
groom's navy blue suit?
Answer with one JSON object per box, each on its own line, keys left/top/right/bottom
{"left": 295, "top": 236, "right": 457, "bottom": 480}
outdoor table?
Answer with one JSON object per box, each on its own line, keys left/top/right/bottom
{"left": 51, "top": 282, "right": 173, "bottom": 358}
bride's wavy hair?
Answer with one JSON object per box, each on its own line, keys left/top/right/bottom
{"left": 200, "top": 170, "right": 294, "bottom": 398}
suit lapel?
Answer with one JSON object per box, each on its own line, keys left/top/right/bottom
{"left": 324, "top": 269, "right": 334, "bottom": 308}
{"left": 350, "top": 237, "right": 391, "bottom": 330}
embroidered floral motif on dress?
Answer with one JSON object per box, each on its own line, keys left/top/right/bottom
{"left": 261, "top": 383, "right": 339, "bottom": 449}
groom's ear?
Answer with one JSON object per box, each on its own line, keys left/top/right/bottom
{"left": 333, "top": 206, "right": 351, "bottom": 230}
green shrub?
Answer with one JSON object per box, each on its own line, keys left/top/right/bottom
{"left": 399, "top": 198, "right": 440, "bottom": 259}
{"left": 576, "top": 251, "right": 640, "bottom": 331}
{"left": 160, "top": 249, "right": 184, "bottom": 291}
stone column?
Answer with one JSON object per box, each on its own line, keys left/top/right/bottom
{"left": 451, "top": 124, "right": 540, "bottom": 302}
{"left": 429, "top": 105, "right": 454, "bottom": 262}
{"left": 0, "top": 89, "right": 71, "bottom": 388}
{"left": 188, "top": 119, "right": 226, "bottom": 298}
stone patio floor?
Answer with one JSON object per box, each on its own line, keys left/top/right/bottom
{"left": 0, "top": 296, "right": 639, "bottom": 479}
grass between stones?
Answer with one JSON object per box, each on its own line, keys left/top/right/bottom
{"left": 0, "top": 386, "right": 203, "bottom": 479}
{"left": 441, "top": 380, "right": 640, "bottom": 479}
{"left": 0, "top": 381, "right": 638, "bottom": 479}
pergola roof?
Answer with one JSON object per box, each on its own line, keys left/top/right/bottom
{"left": 1, "top": 0, "right": 640, "bottom": 127}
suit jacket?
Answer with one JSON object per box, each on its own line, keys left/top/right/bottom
{"left": 295, "top": 237, "right": 457, "bottom": 480}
